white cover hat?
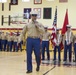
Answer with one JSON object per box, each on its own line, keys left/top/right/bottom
{"left": 56, "top": 28, "right": 60, "bottom": 30}
{"left": 44, "top": 26, "right": 48, "bottom": 28}
{"left": 30, "top": 11, "right": 38, "bottom": 15}
{"left": 66, "top": 25, "right": 71, "bottom": 28}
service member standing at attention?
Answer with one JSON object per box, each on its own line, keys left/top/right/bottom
{"left": 63, "top": 25, "right": 73, "bottom": 63}
{"left": 0, "top": 31, "right": 2, "bottom": 51}
{"left": 18, "top": 11, "right": 45, "bottom": 73}
{"left": 7, "top": 32, "right": 13, "bottom": 52}
{"left": 13, "top": 33, "right": 18, "bottom": 52}
{"left": 1, "top": 32, "right": 7, "bottom": 51}
{"left": 53, "top": 28, "right": 62, "bottom": 62}
{"left": 73, "top": 34, "right": 76, "bottom": 62}
{"left": 41, "top": 26, "right": 51, "bottom": 60}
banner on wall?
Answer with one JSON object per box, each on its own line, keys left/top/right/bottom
{"left": 24, "top": 8, "right": 31, "bottom": 19}
{"left": 43, "top": 8, "right": 52, "bottom": 19}
{"left": 59, "top": 0, "right": 68, "bottom": 2}
{"left": 10, "top": 0, "right": 18, "bottom": 5}
{"left": 33, "top": 8, "right": 41, "bottom": 19}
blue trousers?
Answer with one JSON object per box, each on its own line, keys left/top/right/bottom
{"left": 26, "top": 37, "right": 41, "bottom": 71}
{"left": 64, "top": 41, "right": 72, "bottom": 62}
{"left": 1, "top": 40, "right": 7, "bottom": 51}
{"left": 74, "top": 43, "right": 76, "bottom": 61}
{"left": 0, "top": 39, "right": 2, "bottom": 51}
{"left": 54, "top": 46, "right": 61, "bottom": 61}
{"left": 7, "top": 41, "right": 12, "bottom": 52}
{"left": 42, "top": 41, "right": 50, "bottom": 60}
{"left": 18, "top": 41, "right": 22, "bottom": 51}
{"left": 13, "top": 42, "right": 18, "bottom": 52}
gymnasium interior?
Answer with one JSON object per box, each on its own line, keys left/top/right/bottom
{"left": 0, "top": 0, "right": 76, "bottom": 75}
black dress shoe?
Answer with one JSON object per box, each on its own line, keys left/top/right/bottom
{"left": 36, "top": 66, "right": 40, "bottom": 71}
{"left": 58, "top": 59, "right": 61, "bottom": 62}
{"left": 26, "top": 70, "right": 32, "bottom": 73}
{"left": 41, "top": 59, "right": 44, "bottom": 60}
{"left": 73, "top": 60, "right": 76, "bottom": 62}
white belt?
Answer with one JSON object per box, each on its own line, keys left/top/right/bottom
{"left": 42, "top": 39, "right": 49, "bottom": 41}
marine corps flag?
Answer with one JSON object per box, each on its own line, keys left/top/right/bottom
{"left": 61, "top": 9, "right": 69, "bottom": 50}
{"left": 61, "top": 9, "right": 69, "bottom": 35}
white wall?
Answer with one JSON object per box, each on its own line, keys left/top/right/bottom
{"left": 0, "top": 0, "right": 76, "bottom": 29}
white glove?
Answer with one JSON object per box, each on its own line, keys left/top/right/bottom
{"left": 17, "top": 42, "right": 19, "bottom": 46}
{"left": 18, "top": 38, "right": 21, "bottom": 44}
{"left": 56, "top": 42, "right": 59, "bottom": 46}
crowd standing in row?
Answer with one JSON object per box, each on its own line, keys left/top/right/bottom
{"left": 0, "top": 31, "right": 23, "bottom": 52}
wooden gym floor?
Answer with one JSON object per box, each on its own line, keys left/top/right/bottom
{"left": 0, "top": 51, "right": 76, "bottom": 75}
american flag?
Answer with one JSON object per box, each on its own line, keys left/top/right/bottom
{"left": 51, "top": 7, "right": 57, "bottom": 47}
{"left": 59, "top": 0, "right": 68, "bottom": 2}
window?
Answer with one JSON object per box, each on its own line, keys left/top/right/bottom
{"left": 0, "top": 0, "right": 7, "bottom": 3}
{"left": 22, "top": 0, "right": 30, "bottom": 2}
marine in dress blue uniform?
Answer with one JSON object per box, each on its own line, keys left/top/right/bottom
{"left": 63, "top": 25, "right": 73, "bottom": 62}
{"left": 53, "top": 28, "right": 62, "bottom": 61}
{"left": 41, "top": 26, "right": 51, "bottom": 60}
{"left": 1, "top": 32, "right": 7, "bottom": 51}
{"left": 0, "top": 31, "right": 2, "bottom": 51}
{"left": 7, "top": 32, "right": 13, "bottom": 52}
{"left": 73, "top": 34, "right": 76, "bottom": 62}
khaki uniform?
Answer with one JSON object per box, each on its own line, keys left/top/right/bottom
{"left": 19, "top": 21, "right": 45, "bottom": 42}
{"left": 7, "top": 35, "right": 13, "bottom": 42}
{"left": 42, "top": 32, "right": 51, "bottom": 41}
{"left": 13, "top": 35, "right": 18, "bottom": 42}
{"left": 56, "top": 34, "right": 62, "bottom": 46}
{"left": 1, "top": 33, "right": 6, "bottom": 40}
{"left": 73, "top": 34, "right": 76, "bottom": 62}
{"left": 63, "top": 31, "right": 73, "bottom": 45}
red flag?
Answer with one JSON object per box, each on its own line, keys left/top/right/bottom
{"left": 61, "top": 9, "right": 69, "bottom": 35}
{"left": 51, "top": 7, "right": 57, "bottom": 47}
{"left": 60, "top": 9, "right": 69, "bottom": 50}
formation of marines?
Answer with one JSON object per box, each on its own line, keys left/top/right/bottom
{"left": 0, "top": 31, "right": 23, "bottom": 52}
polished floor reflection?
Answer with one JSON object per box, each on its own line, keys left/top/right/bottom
{"left": 0, "top": 51, "right": 76, "bottom": 75}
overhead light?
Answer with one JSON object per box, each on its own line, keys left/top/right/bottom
{"left": 46, "top": 0, "right": 54, "bottom": 1}
{"left": 22, "top": 0, "right": 30, "bottom": 2}
{"left": 0, "top": 0, "right": 7, "bottom": 3}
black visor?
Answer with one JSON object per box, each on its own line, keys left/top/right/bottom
{"left": 32, "top": 14, "right": 37, "bottom": 16}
